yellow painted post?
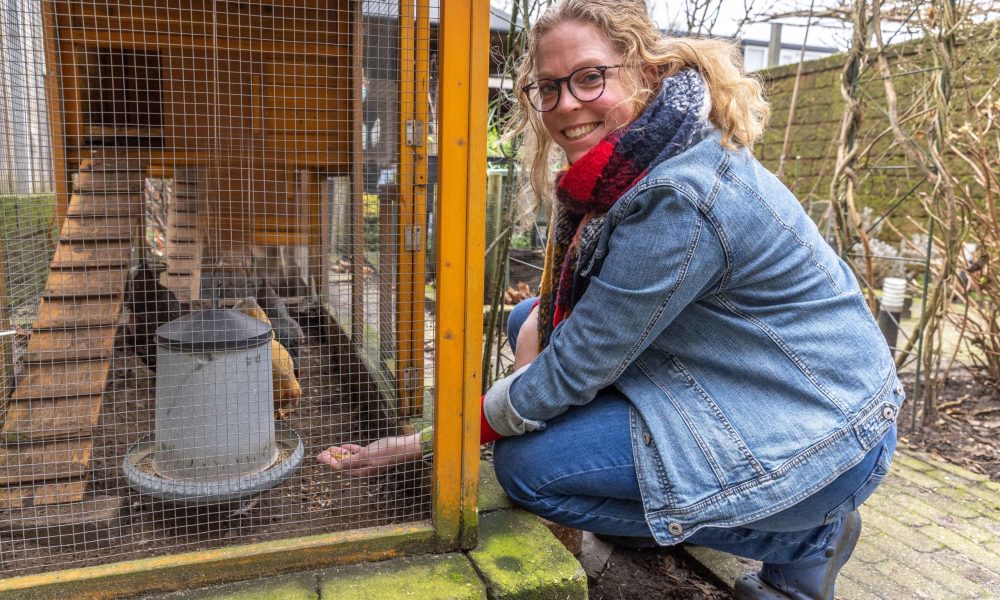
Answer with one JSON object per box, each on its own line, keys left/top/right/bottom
{"left": 395, "top": 0, "right": 431, "bottom": 419}
{"left": 396, "top": 0, "right": 413, "bottom": 419}
{"left": 434, "top": 0, "right": 489, "bottom": 549}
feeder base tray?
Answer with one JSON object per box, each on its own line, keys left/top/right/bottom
{"left": 122, "top": 422, "right": 304, "bottom": 505}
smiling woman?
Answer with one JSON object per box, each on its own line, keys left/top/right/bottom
{"left": 323, "top": 2, "right": 903, "bottom": 599}
{"left": 527, "top": 22, "right": 638, "bottom": 164}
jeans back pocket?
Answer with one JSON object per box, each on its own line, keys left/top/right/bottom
{"left": 824, "top": 441, "right": 894, "bottom": 524}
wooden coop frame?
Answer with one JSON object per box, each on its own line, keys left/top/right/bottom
{"left": 0, "top": 1, "right": 487, "bottom": 597}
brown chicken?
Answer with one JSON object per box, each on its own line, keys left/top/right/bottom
{"left": 232, "top": 297, "right": 302, "bottom": 420}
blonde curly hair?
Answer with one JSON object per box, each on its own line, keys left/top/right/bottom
{"left": 506, "top": 0, "right": 770, "bottom": 222}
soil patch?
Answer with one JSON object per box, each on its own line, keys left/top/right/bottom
{"left": 897, "top": 370, "right": 1000, "bottom": 481}
{"left": 590, "top": 546, "right": 732, "bottom": 599}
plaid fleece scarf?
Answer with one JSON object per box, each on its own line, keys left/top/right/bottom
{"left": 537, "top": 69, "right": 708, "bottom": 350}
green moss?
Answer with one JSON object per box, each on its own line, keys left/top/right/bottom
{"left": 160, "top": 575, "right": 317, "bottom": 600}
{"left": 468, "top": 511, "right": 586, "bottom": 600}
{"left": 478, "top": 463, "right": 514, "bottom": 514}
{"left": 319, "top": 555, "right": 485, "bottom": 600}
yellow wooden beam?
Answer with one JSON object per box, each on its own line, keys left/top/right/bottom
{"left": 434, "top": 0, "right": 489, "bottom": 550}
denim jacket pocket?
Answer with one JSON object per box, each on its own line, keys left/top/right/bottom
{"left": 824, "top": 440, "right": 894, "bottom": 523}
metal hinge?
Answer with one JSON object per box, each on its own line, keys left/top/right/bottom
{"left": 405, "top": 120, "right": 425, "bottom": 146}
{"left": 402, "top": 367, "right": 422, "bottom": 390}
{"left": 404, "top": 225, "right": 423, "bottom": 252}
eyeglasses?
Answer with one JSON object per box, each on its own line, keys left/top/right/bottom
{"left": 522, "top": 65, "right": 624, "bottom": 112}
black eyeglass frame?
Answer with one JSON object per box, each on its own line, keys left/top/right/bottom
{"left": 521, "top": 64, "right": 624, "bottom": 112}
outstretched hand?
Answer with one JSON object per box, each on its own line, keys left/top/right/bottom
{"left": 317, "top": 434, "right": 423, "bottom": 477}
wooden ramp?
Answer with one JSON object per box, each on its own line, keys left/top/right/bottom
{"left": 161, "top": 167, "right": 203, "bottom": 303}
{"left": 0, "top": 158, "right": 142, "bottom": 509}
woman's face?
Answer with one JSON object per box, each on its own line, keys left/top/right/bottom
{"left": 533, "top": 21, "right": 637, "bottom": 163}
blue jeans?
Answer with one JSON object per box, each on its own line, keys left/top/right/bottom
{"left": 496, "top": 298, "right": 896, "bottom": 564}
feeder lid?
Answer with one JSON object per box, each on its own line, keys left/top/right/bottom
{"left": 156, "top": 308, "right": 272, "bottom": 352}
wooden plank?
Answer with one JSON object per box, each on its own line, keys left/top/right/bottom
{"left": 166, "top": 212, "right": 199, "bottom": 228}
{"left": 34, "top": 298, "right": 123, "bottom": 329}
{"left": 262, "top": 111, "right": 351, "bottom": 133}
{"left": 163, "top": 257, "right": 201, "bottom": 272}
{"left": 1, "top": 396, "right": 103, "bottom": 443}
{"left": 165, "top": 249, "right": 200, "bottom": 261}
{"left": 74, "top": 171, "right": 143, "bottom": 194}
{"left": 0, "top": 480, "right": 87, "bottom": 509}
{"left": 0, "top": 439, "right": 92, "bottom": 485}
{"left": 60, "top": 216, "right": 136, "bottom": 241}
{"left": 11, "top": 360, "right": 111, "bottom": 401}
{"left": 167, "top": 232, "right": 201, "bottom": 245}
{"left": 44, "top": 269, "right": 128, "bottom": 298}
{"left": 62, "top": 1, "right": 350, "bottom": 42}
{"left": 50, "top": 242, "right": 132, "bottom": 269}
{"left": 63, "top": 29, "right": 349, "bottom": 59}
{"left": 262, "top": 135, "right": 350, "bottom": 155}
{"left": 25, "top": 328, "right": 117, "bottom": 363}
{"left": 0, "top": 495, "right": 124, "bottom": 545}
{"left": 67, "top": 149, "right": 352, "bottom": 171}
{"left": 250, "top": 231, "right": 311, "bottom": 246}
{"left": 66, "top": 193, "right": 141, "bottom": 218}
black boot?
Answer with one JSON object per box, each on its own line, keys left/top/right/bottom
{"left": 733, "top": 510, "right": 862, "bottom": 600}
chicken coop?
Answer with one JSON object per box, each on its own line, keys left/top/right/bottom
{"left": 0, "top": 0, "right": 488, "bottom": 596}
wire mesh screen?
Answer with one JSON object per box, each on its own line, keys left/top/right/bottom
{"left": 0, "top": 0, "right": 438, "bottom": 577}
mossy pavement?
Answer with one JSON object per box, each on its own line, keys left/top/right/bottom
{"left": 138, "top": 465, "right": 586, "bottom": 600}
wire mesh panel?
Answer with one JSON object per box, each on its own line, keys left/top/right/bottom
{"left": 0, "top": 0, "right": 439, "bottom": 579}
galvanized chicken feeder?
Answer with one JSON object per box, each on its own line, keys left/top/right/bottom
{"left": 123, "top": 308, "right": 303, "bottom": 504}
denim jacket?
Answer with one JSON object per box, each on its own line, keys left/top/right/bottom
{"left": 483, "top": 131, "right": 904, "bottom": 545}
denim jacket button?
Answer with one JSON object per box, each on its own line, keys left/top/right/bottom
{"left": 895, "top": 382, "right": 904, "bottom": 395}
{"left": 882, "top": 406, "right": 895, "bottom": 420}
{"left": 668, "top": 523, "right": 683, "bottom": 535}
{"left": 642, "top": 432, "right": 652, "bottom": 446}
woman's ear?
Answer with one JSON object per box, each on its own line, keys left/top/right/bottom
{"left": 642, "top": 62, "right": 660, "bottom": 87}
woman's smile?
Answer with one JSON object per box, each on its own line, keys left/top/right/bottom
{"left": 562, "top": 122, "right": 601, "bottom": 141}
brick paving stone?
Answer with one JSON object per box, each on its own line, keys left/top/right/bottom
{"left": 861, "top": 506, "right": 945, "bottom": 553}
{"left": 835, "top": 573, "right": 879, "bottom": 599}
{"left": 863, "top": 488, "right": 933, "bottom": 526}
{"left": 931, "top": 548, "right": 1000, "bottom": 596}
{"left": 893, "top": 452, "right": 936, "bottom": 472}
{"left": 900, "top": 450, "right": 989, "bottom": 482}
{"left": 882, "top": 477, "right": 984, "bottom": 519}
{"left": 970, "top": 517, "right": 1000, "bottom": 538}
{"left": 892, "top": 469, "right": 1000, "bottom": 514}
{"left": 866, "top": 553, "right": 953, "bottom": 599}
{"left": 871, "top": 486, "right": 997, "bottom": 545}
{"left": 890, "top": 461, "right": 956, "bottom": 490}
{"left": 916, "top": 522, "right": 1000, "bottom": 573}
{"left": 860, "top": 538, "right": 990, "bottom": 597}
{"left": 914, "top": 470, "right": 1000, "bottom": 509}
{"left": 851, "top": 532, "right": 890, "bottom": 564}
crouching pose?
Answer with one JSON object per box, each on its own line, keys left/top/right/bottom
{"left": 321, "top": 2, "right": 900, "bottom": 598}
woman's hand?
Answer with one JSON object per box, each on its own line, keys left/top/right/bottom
{"left": 514, "top": 306, "right": 540, "bottom": 369}
{"left": 316, "top": 434, "right": 423, "bottom": 477}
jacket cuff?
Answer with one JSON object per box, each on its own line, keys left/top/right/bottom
{"left": 483, "top": 364, "right": 545, "bottom": 437}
